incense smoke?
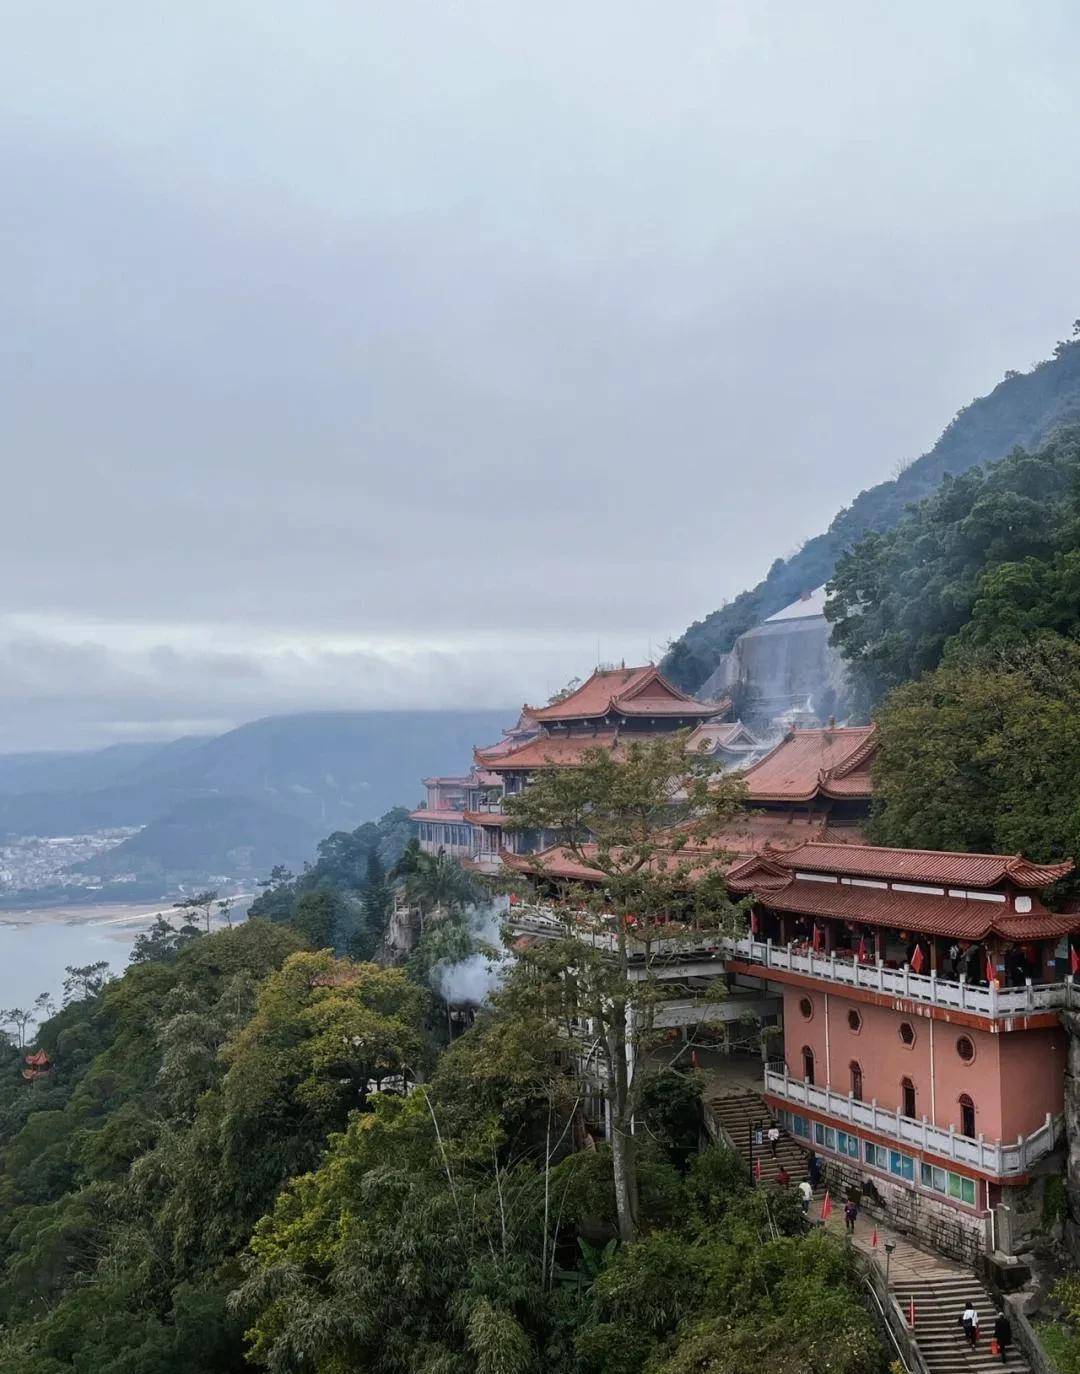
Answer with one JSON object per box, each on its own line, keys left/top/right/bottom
{"left": 430, "top": 904, "right": 508, "bottom": 1007}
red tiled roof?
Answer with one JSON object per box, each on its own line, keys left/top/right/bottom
{"left": 465, "top": 810, "right": 509, "bottom": 827}
{"left": 476, "top": 730, "right": 624, "bottom": 770}
{"left": 502, "top": 845, "right": 606, "bottom": 882}
{"left": 409, "top": 808, "right": 467, "bottom": 824}
{"left": 742, "top": 725, "right": 878, "bottom": 802}
{"left": 528, "top": 666, "right": 724, "bottom": 723}
{"left": 728, "top": 875, "right": 1079, "bottom": 942}
{"left": 686, "top": 721, "right": 759, "bottom": 754}
{"left": 739, "top": 842, "right": 1074, "bottom": 890}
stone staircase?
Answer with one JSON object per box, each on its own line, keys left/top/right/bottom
{"left": 708, "top": 1091, "right": 815, "bottom": 1187}
{"left": 708, "top": 1091, "right": 1031, "bottom": 1374}
{"left": 891, "top": 1272, "right": 1030, "bottom": 1374}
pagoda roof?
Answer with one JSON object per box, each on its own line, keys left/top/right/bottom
{"left": 728, "top": 841, "right": 1073, "bottom": 891}
{"left": 24, "top": 1048, "right": 51, "bottom": 1068}
{"left": 476, "top": 730, "right": 624, "bottom": 771}
{"left": 464, "top": 810, "right": 510, "bottom": 827}
{"left": 527, "top": 665, "right": 726, "bottom": 723}
{"left": 725, "top": 873, "right": 1078, "bottom": 943}
{"left": 686, "top": 720, "right": 760, "bottom": 755}
{"left": 409, "top": 808, "right": 467, "bottom": 824}
{"left": 742, "top": 725, "right": 878, "bottom": 803}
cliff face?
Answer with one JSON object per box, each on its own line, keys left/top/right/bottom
{"left": 1059, "top": 1010, "right": 1080, "bottom": 1258}
{"left": 664, "top": 338, "right": 1080, "bottom": 694}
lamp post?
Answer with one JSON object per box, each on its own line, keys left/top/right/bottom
{"left": 884, "top": 1240, "right": 896, "bottom": 1293}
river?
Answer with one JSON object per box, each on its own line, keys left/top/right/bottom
{"left": 0, "top": 897, "right": 251, "bottom": 1012}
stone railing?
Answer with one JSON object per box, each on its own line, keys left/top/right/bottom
{"left": 506, "top": 910, "right": 1075, "bottom": 1020}
{"left": 764, "top": 1067, "right": 1063, "bottom": 1179}
{"left": 725, "top": 936, "right": 1073, "bottom": 1020}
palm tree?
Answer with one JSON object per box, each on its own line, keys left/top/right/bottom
{"left": 400, "top": 851, "right": 480, "bottom": 928}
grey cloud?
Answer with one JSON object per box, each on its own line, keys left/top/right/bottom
{"left": 1, "top": 2, "right": 1079, "bottom": 748}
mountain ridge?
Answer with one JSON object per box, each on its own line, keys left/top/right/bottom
{"left": 662, "top": 334, "right": 1080, "bottom": 693}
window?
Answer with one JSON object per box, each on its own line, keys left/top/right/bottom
{"left": 889, "top": 1150, "right": 914, "bottom": 1181}
{"left": 898, "top": 1021, "right": 916, "bottom": 1047}
{"left": 959, "top": 1094, "right": 976, "bottom": 1138}
{"left": 837, "top": 1129, "right": 860, "bottom": 1159}
{"left": 799, "top": 996, "right": 814, "bottom": 1020}
{"left": 847, "top": 1008, "right": 862, "bottom": 1032}
{"left": 850, "top": 1061, "right": 863, "bottom": 1101}
{"left": 919, "top": 1163, "right": 976, "bottom": 1205}
{"left": 901, "top": 1077, "right": 916, "bottom": 1118}
{"left": 790, "top": 1114, "right": 810, "bottom": 1139}
{"left": 814, "top": 1122, "right": 836, "bottom": 1151}
{"left": 865, "top": 1142, "right": 888, "bottom": 1170}
{"left": 956, "top": 1035, "right": 975, "bottom": 1064}
{"left": 802, "top": 1046, "right": 815, "bottom": 1085}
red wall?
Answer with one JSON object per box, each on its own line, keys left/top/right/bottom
{"left": 780, "top": 988, "right": 1063, "bottom": 1144}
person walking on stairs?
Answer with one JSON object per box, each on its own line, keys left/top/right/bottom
{"left": 993, "top": 1309, "right": 1012, "bottom": 1365}
{"left": 797, "top": 1178, "right": 812, "bottom": 1214}
{"left": 843, "top": 1198, "right": 858, "bottom": 1234}
{"left": 767, "top": 1124, "right": 780, "bottom": 1157}
{"left": 776, "top": 1164, "right": 790, "bottom": 1187}
{"left": 959, "top": 1300, "right": 979, "bottom": 1348}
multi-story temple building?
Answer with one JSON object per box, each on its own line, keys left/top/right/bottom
{"left": 411, "top": 665, "right": 730, "bottom": 871}
{"left": 723, "top": 841, "right": 1076, "bottom": 1255}
{"left": 508, "top": 834, "right": 1079, "bottom": 1260}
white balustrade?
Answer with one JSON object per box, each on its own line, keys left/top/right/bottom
{"left": 504, "top": 907, "right": 1073, "bottom": 1021}
{"left": 764, "top": 1068, "right": 1060, "bottom": 1178}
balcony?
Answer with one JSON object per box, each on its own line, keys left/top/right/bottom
{"left": 764, "top": 1067, "right": 1062, "bottom": 1179}
{"left": 725, "top": 936, "right": 1074, "bottom": 1021}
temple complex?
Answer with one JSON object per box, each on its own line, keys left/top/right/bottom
{"left": 411, "top": 666, "right": 730, "bottom": 872}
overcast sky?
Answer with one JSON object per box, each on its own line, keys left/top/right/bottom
{"left": 2, "top": 1, "right": 1079, "bottom": 750}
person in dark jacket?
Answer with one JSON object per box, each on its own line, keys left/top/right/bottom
{"left": 993, "top": 1310, "right": 1012, "bottom": 1365}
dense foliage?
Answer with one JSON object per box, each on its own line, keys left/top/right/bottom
{"left": 663, "top": 334, "right": 1080, "bottom": 692}
{"left": 0, "top": 801, "right": 882, "bottom": 1372}
{"left": 827, "top": 426, "right": 1080, "bottom": 711}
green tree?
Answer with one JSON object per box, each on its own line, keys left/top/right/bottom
{"left": 869, "top": 633, "right": 1080, "bottom": 869}
{"left": 502, "top": 732, "right": 746, "bottom": 1242}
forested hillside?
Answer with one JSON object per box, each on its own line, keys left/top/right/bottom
{"left": 0, "top": 800, "right": 882, "bottom": 1374}
{"left": 818, "top": 424, "right": 1080, "bottom": 872}
{"left": 663, "top": 332, "right": 1080, "bottom": 692}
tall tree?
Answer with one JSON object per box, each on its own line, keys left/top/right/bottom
{"left": 502, "top": 732, "right": 746, "bottom": 1242}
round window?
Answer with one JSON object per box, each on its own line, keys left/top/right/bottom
{"left": 956, "top": 1035, "right": 975, "bottom": 1063}
{"left": 798, "top": 996, "right": 814, "bottom": 1021}
{"left": 847, "top": 1009, "right": 862, "bottom": 1032}
{"left": 898, "top": 1021, "right": 916, "bottom": 1047}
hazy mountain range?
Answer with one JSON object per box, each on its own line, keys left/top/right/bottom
{"left": 0, "top": 710, "right": 510, "bottom": 893}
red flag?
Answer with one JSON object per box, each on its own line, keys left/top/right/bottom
{"left": 820, "top": 1190, "right": 832, "bottom": 1221}
{"left": 857, "top": 935, "right": 867, "bottom": 962}
{"left": 753, "top": 1157, "right": 762, "bottom": 1180}
{"left": 870, "top": 1228, "right": 878, "bottom": 1249}
{"left": 1071, "top": 945, "right": 1080, "bottom": 977}
{"left": 911, "top": 944, "right": 925, "bottom": 974}
{"left": 986, "top": 950, "right": 997, "bottom": 985}
{"left": 812, "top": 924, "right": 823, "bottom": 953}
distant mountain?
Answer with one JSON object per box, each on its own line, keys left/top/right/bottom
{"left": 663, "top": 335, "right": 1080, "bottom": 693}
{"left": 0, "top": 709, "right": 512, "bottom": 888}
{"left": 75, "top": 794, "right": 324, "bottom": 882}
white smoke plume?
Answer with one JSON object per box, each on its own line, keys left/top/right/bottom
{"left": 430, "top": 903, "right": 508, "bottom": 1007}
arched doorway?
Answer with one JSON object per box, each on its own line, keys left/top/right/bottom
{"left": 959, "top": 1093, "right": 976, "bottom": 1138}
{"left": 850, "top": 1061, "right": 863, "bottom": 1101}
{"left": 900, "top": 1076, "right": 916, "bottom": 1118}
{"left": 802, "top": 1046, "right": 815, "bottom": 1085}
